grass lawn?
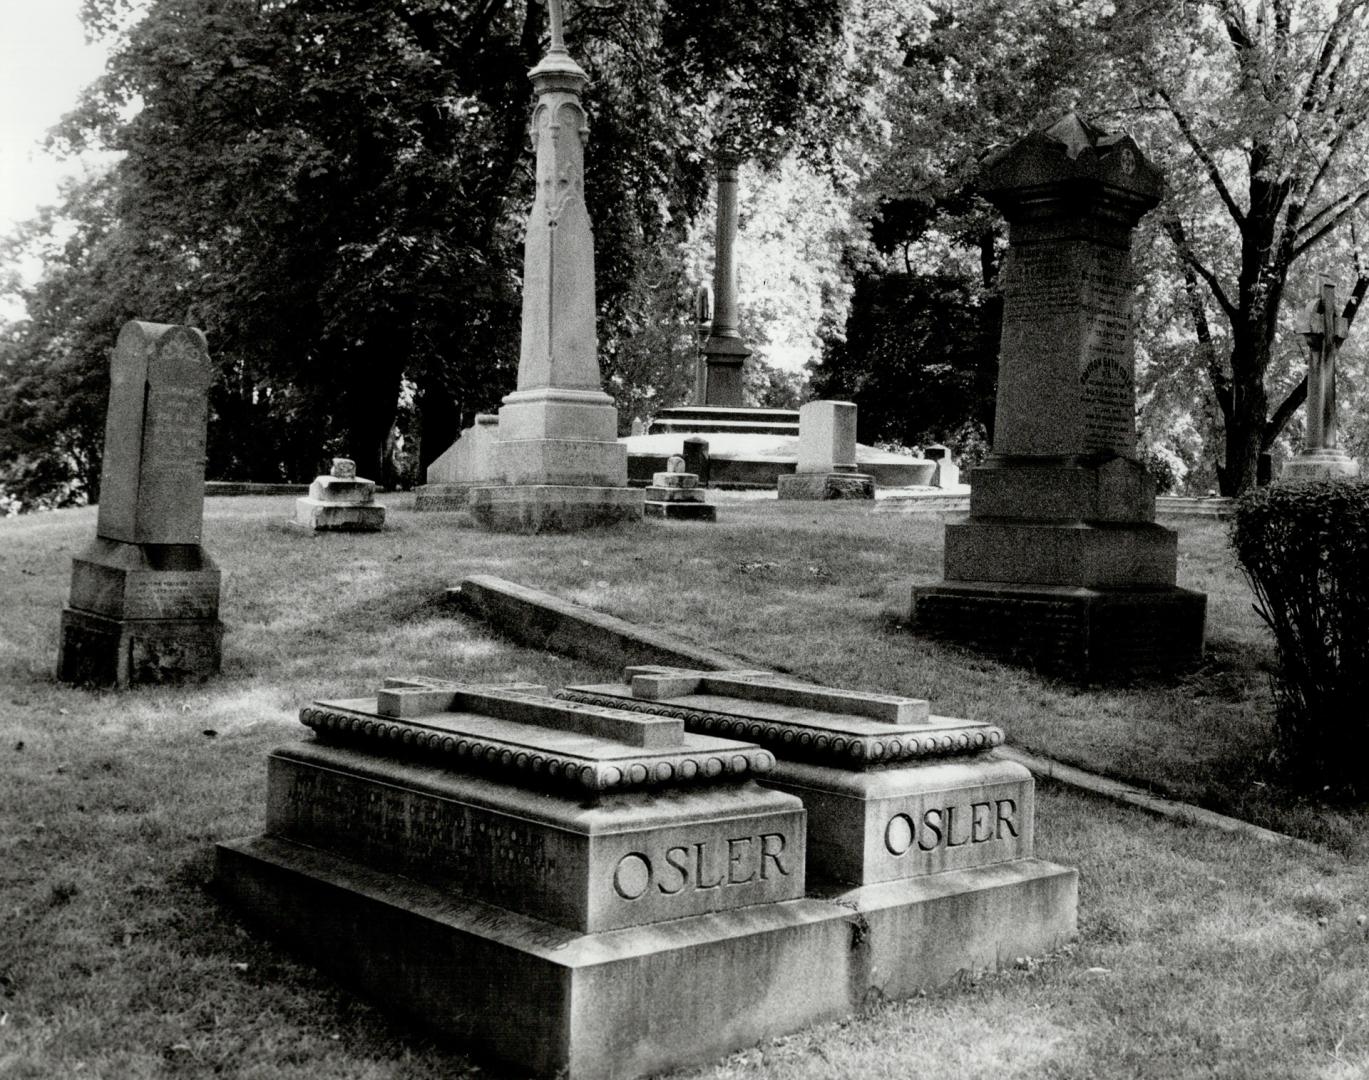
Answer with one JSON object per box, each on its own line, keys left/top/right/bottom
{"left": 2, "top": 494, "right": 1367, "bottom": 1079}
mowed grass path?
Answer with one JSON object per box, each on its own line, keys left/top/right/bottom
{"left": 1, "top": 495, "right": 1366, "bottom": 1079}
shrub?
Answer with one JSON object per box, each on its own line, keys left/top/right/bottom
{"left": 1137, "top": 447, "right": 1180, "bottom": 495}
{"left": 1231, "top": 480, "right": 1369, "bottom": 796}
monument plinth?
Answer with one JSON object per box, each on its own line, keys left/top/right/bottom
{"left": 643, "top": 454, "right": 715, "bottom": 520}
{"left": 414, "top": 413, "right": 501, "bottom": 510}
{"left": 467, "top": 32, "right": 642, "bottom": 532}
{"left": 912, "top": 115, "right": 1206, "bottom": 678}
{"left": 294, "top": 457, "right": 385, "bottom": 530}
{"left": 560, "top": 666, "right": 1077, "bottom": 1000}
{"left": 58, "top": 320, "right": 222, "bottom": 687}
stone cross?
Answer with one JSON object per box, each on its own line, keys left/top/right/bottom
{"left": 1282, "top": 281, "right": 1359, "bottom": 480}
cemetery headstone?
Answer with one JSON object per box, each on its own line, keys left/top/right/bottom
{"left": 642, "top": 465, "right": 716, "bottom": 522}
{"left": 777, "top": 400, "right": 874, "bottom": 500}
{"left": 1281, "top": 282, "right": 1360, "bottom": 481}
{"left": 911, "top": 115, "right": 1206, "bottom": 679}
{"left": 560, "top": 666, "right": 1076, "bottom": 1001}
{"left": 682, "top": 435, "right": 711, "bottom": 486}
{"left": 57, "top": 320, "right": 222, "bottom": 687}
{"left": 465, "top": 22, "right": 642, "bottom": 531}
{"left": 216, "top": 676, "right": 866, "bottom": 1079}
{"left": 923, "top": 444, "right": 961, "bottom": 489}
{"left": 414, "top": 414, "right": 502, "bottom": 510}
{"left": 294, "top": 457, "right": 385, "bottom": 531}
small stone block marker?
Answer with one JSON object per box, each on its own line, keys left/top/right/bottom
{"left": 293, "top": 457, "right": 386, "bottom": 531}
{"left": 910, "top": 115, "right": 1205, "bottom": 678}
{"left": 777, "top": 401, "right": 874, "bottom": 500}
{"left": 642, "top": 455, "right": 716, "bottom": 521}
{"left": 212, "top": 673, "right": 878, "bottom": 1079}
{"left": 57, "top": 320, "right": 222, "bottom": 687}
{"left": 560, "top": 666, "right": 1077, "bottom": 1003}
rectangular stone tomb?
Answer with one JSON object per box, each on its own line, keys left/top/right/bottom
{"left": 217, "top": 678, "right": 910, "bottom": 1079}
{"left": 557, "top": 667, "right": 1076, "bottom": 1003}
{"left": 558, "top": 668, "right": 1027, "bottom": 886}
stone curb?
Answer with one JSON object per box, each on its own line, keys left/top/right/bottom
{"left": 450, "top": 574, "right": 1319, "bottom": 853}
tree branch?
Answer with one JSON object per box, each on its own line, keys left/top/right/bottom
{"left": 1164, "top": 216, "right": 1233, "bottom": 422}
{"left": 1162, "top": 215, "right": 1239, "bottom": 323}
{"left": 1292, "top": 186, "right": 1369, "bottom": 259}
{"left": 1155, "top": 87, "right": 1245, "bottom": 226}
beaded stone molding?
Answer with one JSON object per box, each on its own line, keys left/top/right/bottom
{"left": 556, "top": 690, "right": 1005, "bottom": 769}
{"left": 298, "top": 702, "right": 776, "bottom": 794}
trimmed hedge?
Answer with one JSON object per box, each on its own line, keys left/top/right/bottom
{"left": 1232, "top": 480, "right": 1369, "bottom": 796}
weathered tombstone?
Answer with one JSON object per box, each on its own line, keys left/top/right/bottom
{"left": 923, "top": 443, "right": 961, "bottom": 489}
{"left": 216, "top": 677, "right": 866, "bottom": 1079}
{"left": 777, "top": 400, "right": 875, "bottom": 500}
{"left": 57, "top": 320, "right": 222, "bottom": 687}
{"left": 912, "top": 115, "right": 1206, "bottom": 679}
{"left": 630, "top": 417, "right": 645, "bottom": 437}
{"left": 560, "top": 667, "right": 1076, "bottom": 999}
{"left": 414, "top": 414, "right": 501, "bottom": 510}
{"left": 1281, "top": 282, "right": 1360, "bottom": 481}
{"left": 682, "top": 435, "right": 710, "bottom": 486}
{"left": 642, "top": 460, "right": 716, "bottom": 522}
{"left": 466, "top": 18, "right": 643, "bottom": 531}
{"left": 293, "top": 457, "right": 385, "bottom": 531}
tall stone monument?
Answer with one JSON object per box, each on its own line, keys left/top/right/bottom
{"left": 1281, "top": 281, "right": 1360, "bottom": 481}
{"left": 466, "top": 11, "right": 643, "bottom": 532}
{"left": 58, "top": 320, "right": 222, "bottom": 687}
{"left": 913, "top": 115, "right": 1205, "bottom": 679}
{"left": 700, "top": 153, "right": 750, "bottom": 407}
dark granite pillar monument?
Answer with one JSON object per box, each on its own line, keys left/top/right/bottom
{"left": 701, "top": 153, "right": 750, "bottom": 407}
{"left": 58, "top": 320, "right": 222, "bottom": 686}
{"left": 912, "top": 115, "right": 1206, "bottom": 679}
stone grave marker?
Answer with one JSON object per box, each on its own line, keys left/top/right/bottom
{"left": 414, "top": 414, "right": 501, "bottom": 510}
{"left": 911, "top": 114, "right": 1206, "bottom": 678}
{"left": 777, "top": 400, "right": 874, "bottom": 500}
{"left": 923, "top": 444, "right": 960, "bottom": 489}
{"left": 642, "top": 454, "right": 716, "bottom": 522}
{"left": 1281, "top": 282, "right": 1360, "bottom": 481}
{"left": 293, "top": 457, "right": 386, "bottom": 531}
{"left": 465, "top": 17, "right": 642, "bottom": 531}
{"left": 57, "top": 320, "right": 222, "bottom": 687}
{"left": 216, "top": 676, "right": 875, "bottom": 1079}
{"left": 560, "top": 666, "right": 1076, "bottom": 1001}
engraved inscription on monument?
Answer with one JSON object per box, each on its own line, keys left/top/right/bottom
{"left": 1079, "top": 248, "right": 1137, "bottom": 454}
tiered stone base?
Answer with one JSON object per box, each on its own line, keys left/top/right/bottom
{"left": 777, "top": 472, "right": 875, "bottom": 501}
{"left": 58, "top": 607, "right": 223, "bottom": 687}
{"left": 912, "top": 581, "right": 1206, "bottom": 679}
{"left": 644, "top": 501, "right": 716, "bottom": 520}
{"left": 413, "top": 483, "right": 476, "bottom": 511}
{"left": 216, "top": 836, "right": 1074, "bottom": 1080}
{"left": 293, "top": 499, "right": 386, "bottom": 531}
{"left": 467, "top": 485, "right": 644, "bottom": 532}
{"left": 1280, "top": 450, "right": 1360, "bottom": 482}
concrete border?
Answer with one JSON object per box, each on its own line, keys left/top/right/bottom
{"left": 450, "top": 574, "right": 1318, "bottom": 851}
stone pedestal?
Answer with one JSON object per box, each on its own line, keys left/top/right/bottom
{"left": 701, "top": 154, "right": 750, "bottom": 408}
{"left": 560, "top": 666, "right": 1077, "bottom": 1002}
{"left": 294, "top": 458, "right": 385, "bottom": 531}
{"left": 57, "top": 321, "right": 222, "bottom": 687}
{"left": 1281, "top": 448, "right": 1360, "bottom": 481}
{"left": 643, "top": 468, "right": 715, "bottom": 522}
{"left": 415, "top": 413, "right": 501, "bottom": 510}
{"left": 910, "top": 116, "right": 1204, "bottom": 678}
{"left": 778, "top": 401, "right": 874, "bottom": 501}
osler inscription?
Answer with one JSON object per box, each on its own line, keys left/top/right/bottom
{"left": 612, "top": 831, "right": 792, "bottom": 901}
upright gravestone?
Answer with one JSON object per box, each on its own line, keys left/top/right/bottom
{"left": 466, "top": 18, "right": 643, "bottom": 531}
{"left": 58, "top": 320, "right": 222, "bottom": 687}
{"left": 912, "top": 115, "right": 1205, "bottom": 679}
{"left": 1281, "top": 282, "right": 1360, "bottom": 481}
{"left": 777, "top": 401, "right": 874, "bottom": 500}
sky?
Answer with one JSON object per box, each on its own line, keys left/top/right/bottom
{"left": 0, "top": 0, "right": 114, "bottom": 237}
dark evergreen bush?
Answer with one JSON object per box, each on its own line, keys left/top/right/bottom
{"left": 1232, "top": 480, "right": 1369, "bottom": 796}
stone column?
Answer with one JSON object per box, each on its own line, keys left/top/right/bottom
{"left": 911, "top": 115, "right": 1206, "bottom": 679}
{"left": 466, "top": 5, "right": 643, "bottom": 531}
{"left": 701, "top": 154, "right": 750, "bottom": 407}
{"left": 1281, "top": 282, "right": 1359, "bottom": 481}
